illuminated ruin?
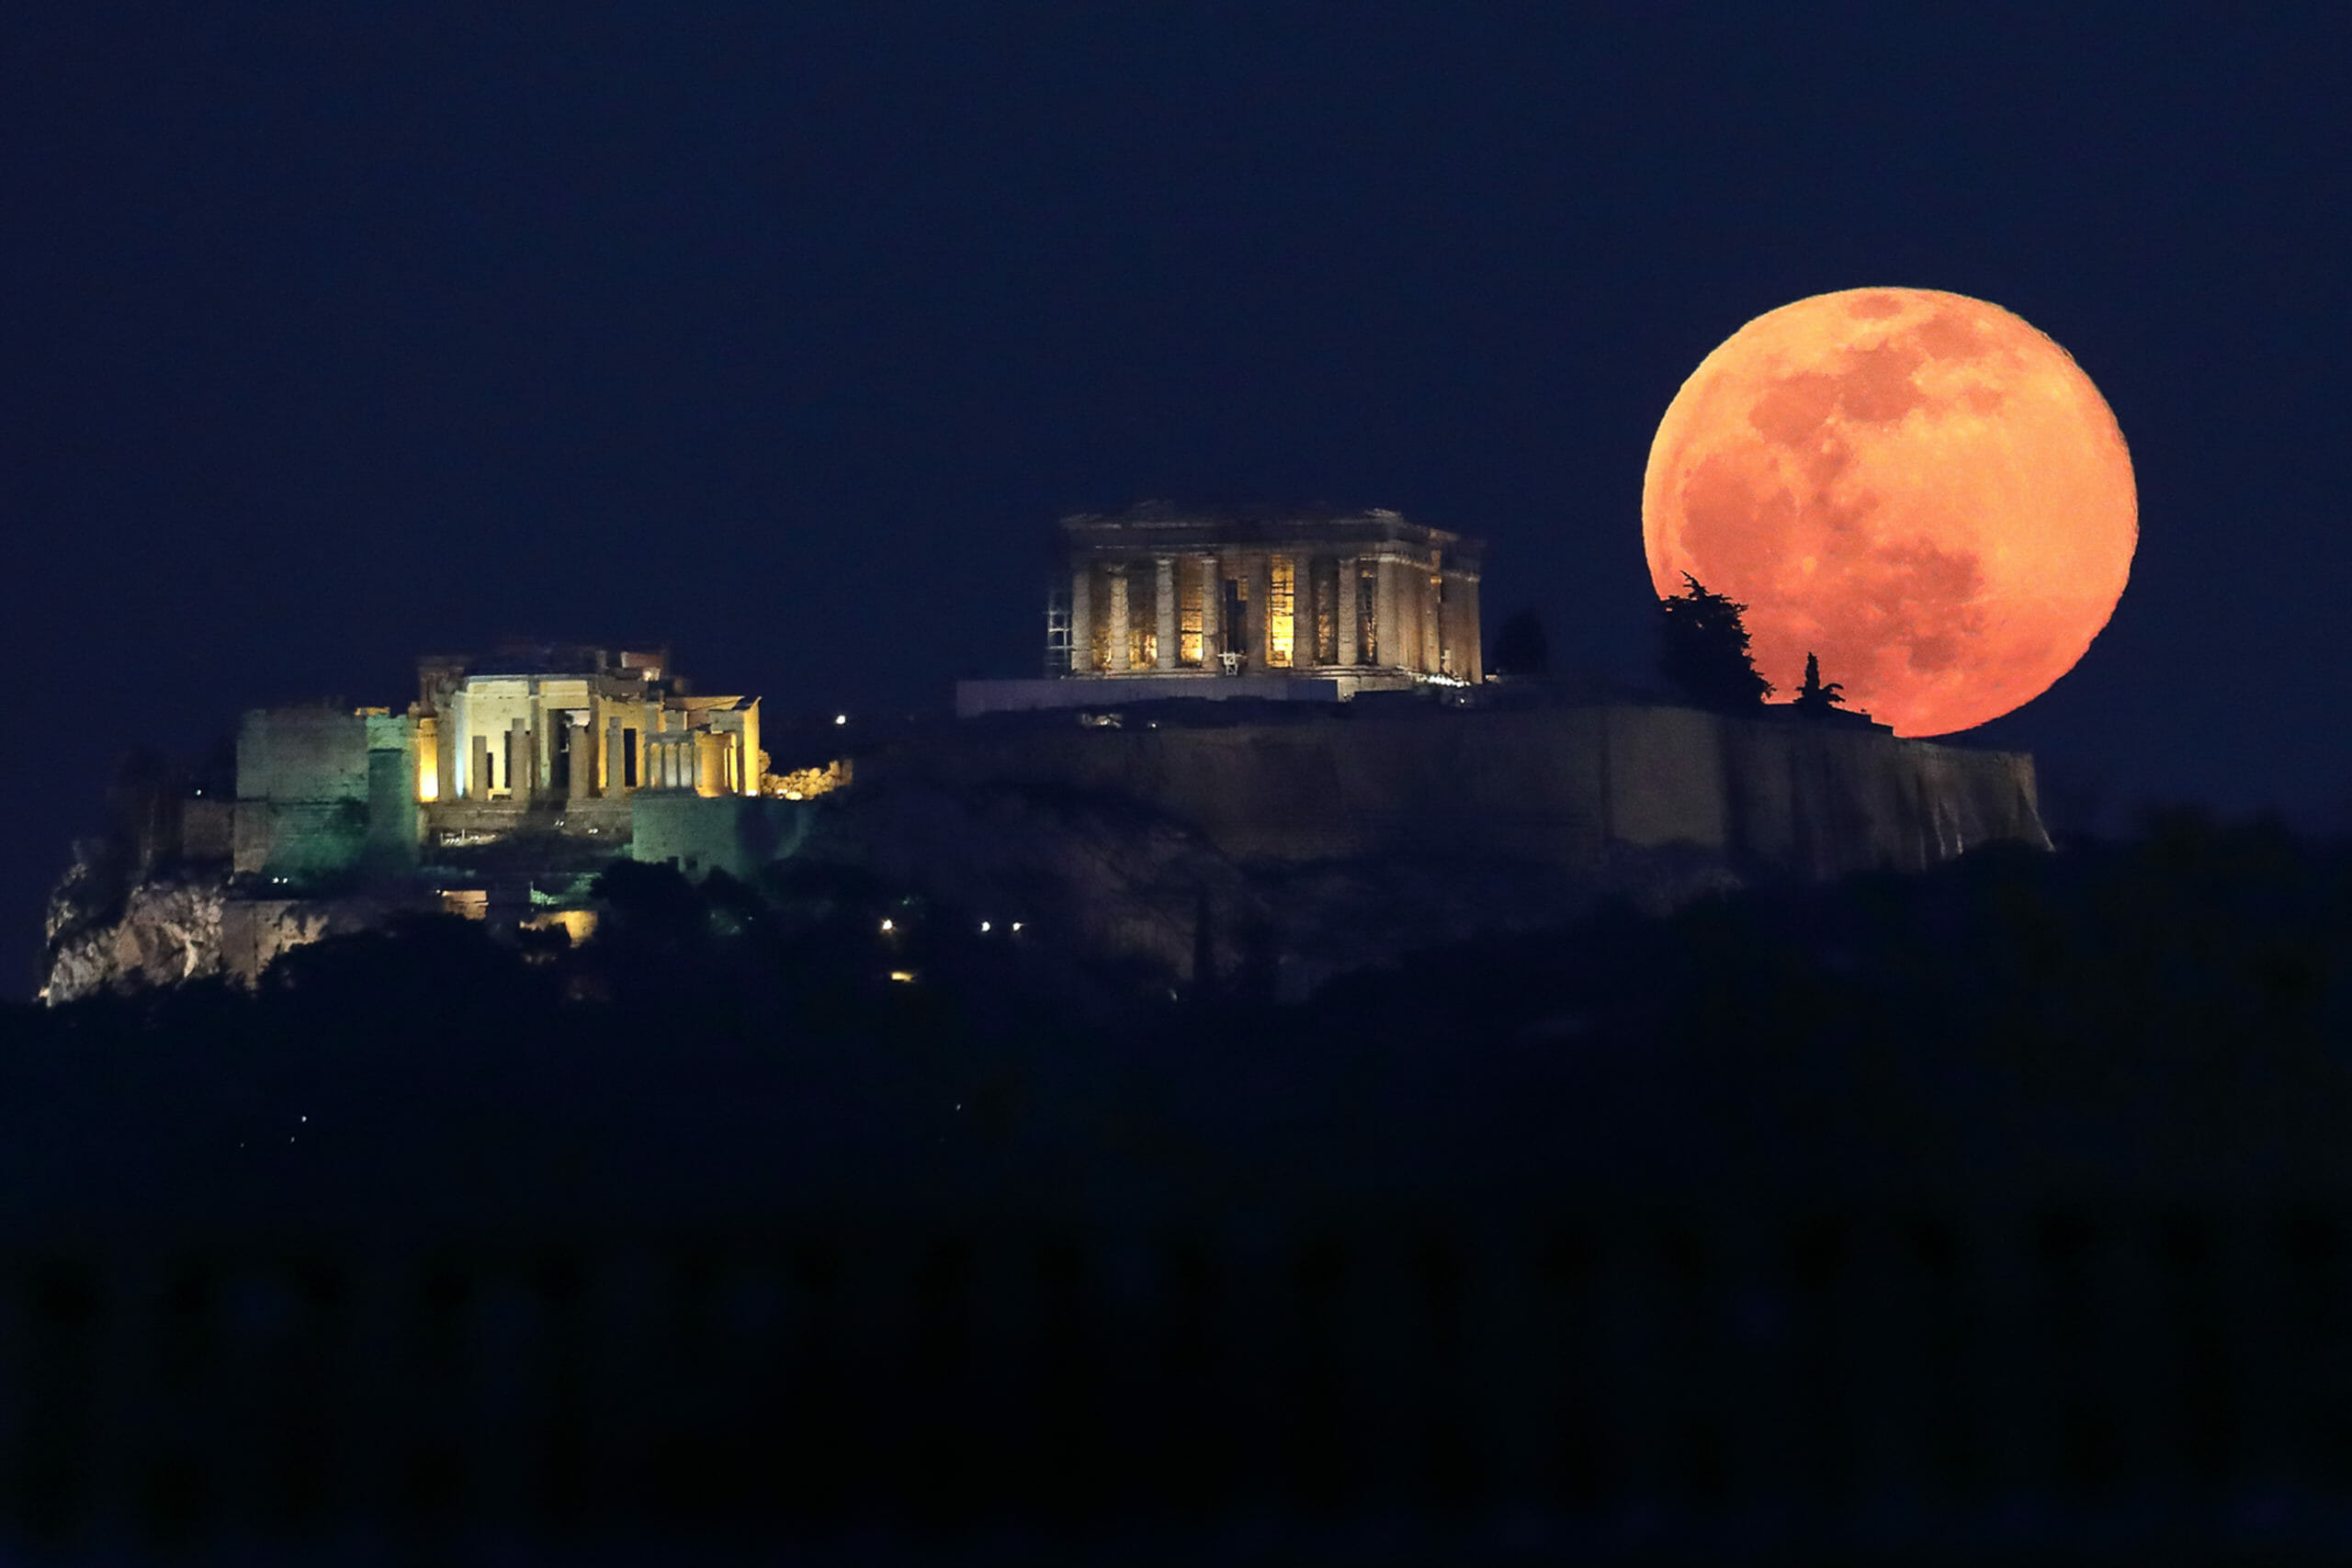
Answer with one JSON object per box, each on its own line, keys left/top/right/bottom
{"left": 415, "top": 643, "right": 761, "bottom": 809}
{"left": 231, "top": 644, "right": 769, "bottom": 885}
{"left": 960, "top": 503, "right": 1485, "bottom": 716}
{"left": 37, "top": 644, "right": 812, "bottom": 997}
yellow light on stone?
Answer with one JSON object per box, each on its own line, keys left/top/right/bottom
{"left": 522, "top": 908, "right": 598, "bottom": 945}
{"left": 767, "top": 759, "right": 851, "bottom": 800}
{"left": 1269, "top": 557, "right": 1295, "bottom": 667}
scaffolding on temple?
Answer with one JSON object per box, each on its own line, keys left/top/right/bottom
{"left": 1041, "top": 581, "right": 1071, "bottom": 677}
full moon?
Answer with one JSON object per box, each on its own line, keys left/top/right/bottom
{"left": 1642, "top": 288, "right": 2136, "bottom": 736}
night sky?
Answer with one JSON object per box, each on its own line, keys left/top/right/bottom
{"left": 4, "top": 6, "right": 2347, "bottom": 977}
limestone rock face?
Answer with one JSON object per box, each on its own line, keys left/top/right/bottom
{"left": 802, "top": 769, "right": 1770, "bottom": 1001}
{"left": 843, "top": 702, "right": 2049, "bottom": 996}
{"left": 40, "top": 863, "right": 386, "bottom": 1004}
{"left": 43, "top": 875, "right": 230, "bottom": 1003}
{"left": 799, "top": 777, "right": 1266, "bottom": 988}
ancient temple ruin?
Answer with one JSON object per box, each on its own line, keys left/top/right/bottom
{"left": 44, "top": 641, "right": 821, "bottom": 999}
{"left": 959, "top": 503, "right": 1484, "bottom": 716}
{"left": 413, "top": 643, "right": 762, "bottom": 813}
{"left": 227, "top": 643, "right": 770, "bottom": 886}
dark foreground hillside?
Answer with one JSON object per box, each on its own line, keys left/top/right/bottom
{"left": 5, "top": 814, "right": 2351, "bottom": 1561}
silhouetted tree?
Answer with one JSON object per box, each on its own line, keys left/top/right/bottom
{"left": 1658, "top": 574, "right": 1771, "bottom": 709}
{"left": 1790, "top": 651, "right": 1847, "bottom": 717}
{"left": 587, "top": 859, "right": 715, "bottom": 972}
{"left": 264, "top": 911, "right": 524, "bottom": 998}
{"left": 1491, "top": 607, "right": 1550, "bottom": 675}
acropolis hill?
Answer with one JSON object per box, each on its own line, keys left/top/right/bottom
{"left": 42, "top": 504, "right": 2047, "bottom": 1001}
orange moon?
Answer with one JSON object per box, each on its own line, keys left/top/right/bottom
{"left": 1642, "top": 288, "right": 2136, "bottom": 736}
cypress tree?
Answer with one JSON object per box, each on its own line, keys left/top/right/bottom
{"left": 1658, "top": 574, "right": 1772, "bottom": 709}
{"left": 1791, "top": 651, "right": 1848, "bottom": 717}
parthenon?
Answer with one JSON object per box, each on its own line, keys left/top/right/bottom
{"left": 1056, "top": 503, "right": 1484, "bottom": 692}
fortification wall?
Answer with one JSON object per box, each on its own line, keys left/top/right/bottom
{"left": 235, "top": 709, "right": 368, "bottom": 805}
{"left": 869, "top": 704, "right": 2046, "bottom": 879}
{"left": 629, "top": 795, "right": 811, "bottom": 880}
{"left": 231, "top": 709, "right": 427, "bottom": 881}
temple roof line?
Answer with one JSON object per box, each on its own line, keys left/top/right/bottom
{"left": 1058, "top": 502, "right": 1481, "bottom": 558}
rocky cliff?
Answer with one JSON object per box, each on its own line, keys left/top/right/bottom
{"left": 42, "top": 862, "right": 411, "bottom": 1006}
{"left": 864, "top": 702, "right": 2045, "bottom": 874}
{"left": 42, "top": 700, "right": 2046, "bottom": 1002}
{"left": 821, "top": 699, "right": 2048, "bottom": 995}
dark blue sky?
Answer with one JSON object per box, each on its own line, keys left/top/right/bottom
{"left": 3, "top": 5, "right": 2346, "bottom": 974}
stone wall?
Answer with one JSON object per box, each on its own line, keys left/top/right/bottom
{"left": 231, "top": 709, "right": 427, "bottom": 883}
{"left": 808, "top": 701, "right": 2045, "bottom": 996}
{"left": 232, "top": 709, "right": 374, "bottom": 881}
{"left": 363, "top": 713, "right": 422, "bottom": 871}
{"left": 629, "top": 795, "right": 811, "bottom": 881}
{"left": 867, "top": 703, "right": 2047, "bottom": 879}
{"left": 234, "top": 708, "right": 370, "bottom": 807}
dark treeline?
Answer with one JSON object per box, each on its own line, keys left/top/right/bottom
{"left": 8, "top": 818, "right": 2352, "bottom": 1554}
{"left": 5, "top": 812, "right": 2350, "bottom": 1235}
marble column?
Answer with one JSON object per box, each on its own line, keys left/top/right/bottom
{"left": 1292, "top": 555, "right": 1317, "bottom": 667}
{"left": 1395, "top": 566, "right": 1418, "bottom": 672}
{"left": 1245, "top": 554, "right": 1272, "bottom": 671}
{"left": 606, "top": 717, "right": 626, "bottom": 793}
{"left": 1421, "top": 565, "right": 1444, "bottom": 674}
{"left": 1335, "top": 557, "right": 1359, "bottom": 667}
{"left": 469, "top": 734, "right": 491, "bottom": 800}
{"left": 1435, "top": 573, "right": 1459, "bottom": 680}
{"left": 510, "top": 718, "right": 534, "bottom": 802}
{"left": 1198, "top": 556, "right": 1221, "bottom": 668}
{"left": 1154, "top": 557, "right": 1178, "bottom": 671}
{"left": 1069, "top": 565, "right": 1093, "bottom": 673}
{"left": 566, "top": 716, "right": 591, "bottom": 802}
{"left": 1106, "top": 566, "right": 1131, "bottom": 672}
{"left": 696, "top": 732, "right": 726, "bottom": 796}
{"left": 1460, "top": 573, "right": 1484, "bottom": 682}
{"left": 1374, "top": 556, "right": 1399, "bottom": 670}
